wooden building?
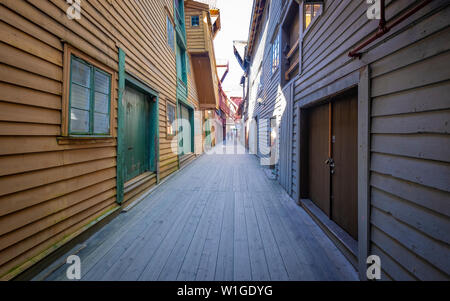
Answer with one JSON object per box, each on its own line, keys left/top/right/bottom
{"left": 184, "top": 0, "right": 221, "bottom": 150}
{"left": 0, "top": 0, "right": 202, "bottom": 280}
{"left": 243, "top": 0, "right": 450, "bottom": 280}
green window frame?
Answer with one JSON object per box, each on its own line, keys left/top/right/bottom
{"left": 69, "top": 55, "right": 112, "bottom": 136}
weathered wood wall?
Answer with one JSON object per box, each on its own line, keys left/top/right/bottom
{"left": 246, "top": 0, "right": 287, "bottom": 166}
{"left": 292, "top": 0, "right": 450, "bottom": 280}
{"left": 0, "top": 0, "right": 200, "bottom": 280}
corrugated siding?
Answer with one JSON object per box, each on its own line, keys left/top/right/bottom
{"left": 292, "top": 0, "right": 450, "bottom": 280}
{"left": 0, "top": 0, "right": 201, "bottom": 280}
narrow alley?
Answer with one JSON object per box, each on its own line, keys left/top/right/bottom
{"left": 0, "top": 0, "right": 448, "bottom": 284}
{"left": 35, "top": 142, "right": 357, "bottom": 281}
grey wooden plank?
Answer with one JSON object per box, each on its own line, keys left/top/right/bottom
{"left": 242, "top": 191, "right": 271, "bottom": 280}
{"left": 250, "top": 191, "right": 290, "bottom": 281}
{"left": 371, "top": 226, "right": 448, "bottom": 280}
{"left": 277, "top": 188, "right": 358, "bottom": 280}
{"left": 270, "top": 182, "right": 352, "bottom": 281}
{"left": 52, "top": 184, "right": 173, "bottom": 281}
{"left": 176, "top": 190, "right": 222, "bottom": 280}
{"left": 371, "top": 207, "right": 450, "bottom": 275}
{"left": 214, "top": 190, "right": 235, "bottom": 281}
{"left": 84, "top": 189, "right": 190, "bottom": 281}
{"left": 371, "top": 172, "right": 450, "bottom": 217}
{"left": 194, "top": 191, "right": 227, "bottom": 281}
{"left": 158, "top": 190, "right": 214, "bottom": 281}
{"left": 372, "top": 187, "right": 450, "bottom": 244}
{"left": 257, "top": 190, "right": 317, "bottom": 280}
{"left": 137, "top": 189, "right": 209, "bottom": 280}
{"left": 371, "top": 152, "right": 450, "bottom": 192}
{"left": 233, "top": 191, "right": 252, "bottom": 280}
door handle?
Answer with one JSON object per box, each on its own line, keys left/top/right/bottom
{"left": 324, "top": 158, "right": 335, "bottom": 167}
{"left": 325, "top": 157, "right": 336, "bottom": 174}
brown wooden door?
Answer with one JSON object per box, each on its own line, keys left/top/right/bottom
{"left": 307, "top": 89, "right": 358, "bottom": 240}
{"left": 308, "top": 103, "right": 330, "bottom": 216}
{"left": 331, "top": 92, "right": 358, "bottom": 239}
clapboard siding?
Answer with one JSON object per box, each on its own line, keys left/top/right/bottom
{"left": 0, "top": 0, "right": 200, "bottom": 280}
{"left": 289, "top": 0, "right": 450, "bottom": 280}
{"left": 246, "top": 0, "right": 286, "bottom": 174}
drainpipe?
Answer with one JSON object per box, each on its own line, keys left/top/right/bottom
{"left": 349, "top": 0, "right": 431, "bottom": 58}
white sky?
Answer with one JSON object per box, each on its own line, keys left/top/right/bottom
{"left": 212, "top": 0, "right": 253, "bottom": 97}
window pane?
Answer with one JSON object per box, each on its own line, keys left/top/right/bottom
{"left": 94, "top": 113, "right": 109, "bottom": 134}
{"left": 167, "top": 16, "right": 174, "bottom": 51}
{"left": 70, "top": 108, "right": 89, "bottom": 133}
{"left": 191, "top": 16, "right": 199, "bottom": 26}
{"left": 71, "top": 58, "right": 91, "bottom": 87}
{"left": 167, "top": 104, "right": 176, "bottom": 135}
{"left": 94, "top": 92, "right": 109, "bottom": 114}
{"left": 94, "top": 70, "right": 110, "bottom": 94}
{"left": 313, "top": 4, "right": 322, "bottom": 17}
{"left": 71, "top": 84, "right": 90, "bottom": 110}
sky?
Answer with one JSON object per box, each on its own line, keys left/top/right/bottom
{"left": 211, "top": 0, "right": 253, "bottom": 97}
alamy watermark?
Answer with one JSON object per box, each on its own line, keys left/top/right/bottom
{"left": 367, "top": 0, "right": 382, "bottom": 20}
{"left": 66, "top": 255, "right": 81, "bottom": 280}
{"left": 66, "top": 0, "right": 82, "bottom": 20}
{"left": 366, "top": 255, "right": 381, "bottom": 280}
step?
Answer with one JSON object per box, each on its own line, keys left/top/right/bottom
{"left": 299, "top": 198, "right": 358, "bottom": 270}
{"left": 124, "top": 172, "right": 156, "bottom": 194}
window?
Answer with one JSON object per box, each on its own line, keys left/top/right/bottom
{"left": 191, "top": 15, "right": 199, "bottom": 27}
{"left": 167, "top": 16, "right": 175, "bottom": 51}
{"left": 271, "top": 33, "right": 280, "bottom": 74}
{"left": 176, "top": 42, "right": 187, "bottom": 84}
{"left": 69, "top": 55, "right": 111, "bottom": 135}
{"left": 167, "top": 101, "right": 176, "bottom": 136}
{"left": 281, "top": 2, "right": 300, "bottom": 84}
{"left": 304, "top": 1, "right": 323, "bottom": 30}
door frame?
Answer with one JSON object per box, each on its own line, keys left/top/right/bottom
{"left": 296, "top": 66, "right": 371, "bottom": 279}
{"left": 117, "top": 49, "right": 160, "bottom": 204}
{"left": 177, "top": 100, "right": 195, "bottom": 155}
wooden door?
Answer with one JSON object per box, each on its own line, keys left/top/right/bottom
{"left": 306, "top": 89, "right": 358, "bottom": 240}
{"left": 180, "top": 104, "right": 192, "bottom": 154}
{"left": 308, "top": 103, "right": 330, "bottom": 216}
{"left": 124, "top": 86, "right": 149, "bottom": 182}
{"left": 331, "top": 93, "right": 358, "bottom": 239}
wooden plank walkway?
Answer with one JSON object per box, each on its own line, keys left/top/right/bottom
{"left": 38, "top": 144, "right": 358, "bottom": 281}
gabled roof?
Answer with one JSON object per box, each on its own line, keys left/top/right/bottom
{"left": 245, "top": 0, "right": 266, "bottom": 58}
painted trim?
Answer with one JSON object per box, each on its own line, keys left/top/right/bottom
{"left": 116, "top": 48, "right": 126, "bottom": 204}
{"left": 357, "top": 65, "right": 371, "bottom": 280}
{"left": 125, "top": 74, "right": 159, "bottom": 97}
{"left": 61, "top": 44, "right": 116, "bottom": 137}
{"left": 68, "top": 56, "right": 112, "bottom": 136}
{"left": 121, "top": 73, "right": 160, "bottom": 183}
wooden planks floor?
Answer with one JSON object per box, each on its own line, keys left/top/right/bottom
{"left": 37, "top": 143, "right": 358, "bottom": 281}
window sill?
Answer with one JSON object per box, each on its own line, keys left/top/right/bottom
{"left": 57, "top": 136, "right": 115, "bottom": 145}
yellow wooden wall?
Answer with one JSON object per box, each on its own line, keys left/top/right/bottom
{"left": 185, "top": 6, "right": 206, "bottom": 52}
{"left": 0, "top": 0, "right": 200, "bottom": 280}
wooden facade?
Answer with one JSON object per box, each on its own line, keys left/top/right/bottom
{"left": 244, "top": 0, "right": 450, "bottom": 280}
{"left": 0, "top": 0, "right": 202, "bottom": 280}
{"left": 184, "top": 0, "right": 220, "bottom": 111}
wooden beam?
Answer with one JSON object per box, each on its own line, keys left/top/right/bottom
{"left": 357, "top": 65, "right": 371, "bottom": 280}
{"left": 285, "top": 56, "right": 299, "bottom": 80}
{"left": 286, "top": 39, "right": 299, "bottom": 60}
